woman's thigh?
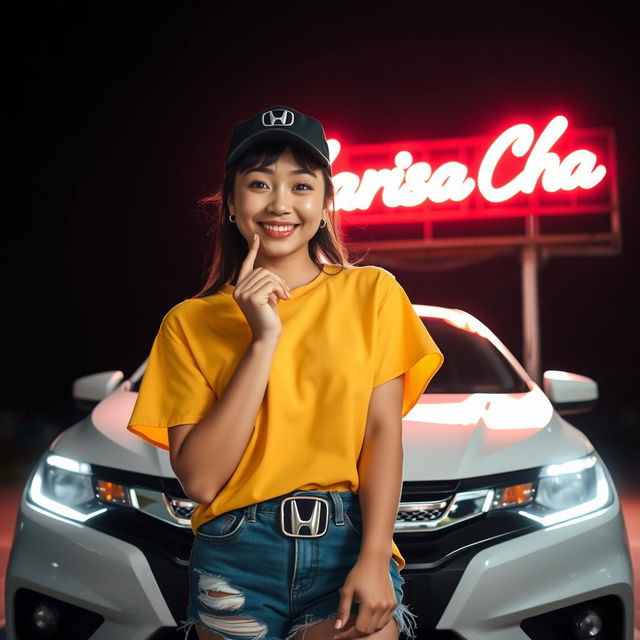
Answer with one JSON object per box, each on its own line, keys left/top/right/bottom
{"left": 291, "top": 611, "right": 399, "bottom": 640}
{"left": 182, "top": 506, "right": 293, "bottom": 640}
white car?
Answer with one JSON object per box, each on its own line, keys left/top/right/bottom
{"left": 4, "top": 305, "right": 635, "bottom": 640}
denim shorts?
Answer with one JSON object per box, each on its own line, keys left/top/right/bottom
{"left": 176, "top": 489, "right": 418, "bottom": 640}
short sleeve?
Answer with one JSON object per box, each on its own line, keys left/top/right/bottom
{"left": 373, "top": 274, "right": 444, "bottom": 417}
{"left": 126, "top": 317, "right": 217, "bottom": 451}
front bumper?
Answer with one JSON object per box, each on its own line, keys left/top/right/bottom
{"left": 5, "top": 457, "right": 634, "bottom": 640}
{"left": 5, "top": 479, "right": 190, "bottom": 640}
{"left": 400, "top": 465, "right": 634, "bottom": 639}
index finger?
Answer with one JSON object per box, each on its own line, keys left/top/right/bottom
{"left": 334, "top": 622, "right": 360, "bottom": 640}
{"left": 340, "top": 606, "right": 370, "bottom": 639}
{"left": 237, "top": 232, "right": 259, "bottom": 283}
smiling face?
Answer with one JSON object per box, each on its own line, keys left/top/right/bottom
{"left": 227, "top": 145, "right": 330, "bottom": 259}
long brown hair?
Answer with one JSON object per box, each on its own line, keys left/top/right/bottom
{"left": 190, "top": 139, "right": 367, "bottom": 299}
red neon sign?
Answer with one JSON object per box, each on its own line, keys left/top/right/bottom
{"left": 328, "top": 116, "right": 614, "bottom": 221}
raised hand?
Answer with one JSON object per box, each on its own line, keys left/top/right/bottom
{"left": 233, "top": 233, "right": 291, "bottom": 342}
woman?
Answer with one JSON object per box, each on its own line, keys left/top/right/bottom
{"left": 127, "top": 105, "right": 444, "bottom": 640}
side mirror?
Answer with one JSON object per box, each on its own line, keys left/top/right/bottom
{"left": 542, "top": 370, "right": 598, "bottom": 415}
{"left": 72, "top": 370, "right": 124, "bottom": 412}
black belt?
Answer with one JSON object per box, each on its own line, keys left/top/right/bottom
{"left": 279, "top": 495, "right": 330, "bottom": 538}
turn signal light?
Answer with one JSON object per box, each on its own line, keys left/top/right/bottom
{"left": 96, "top": 480, "right": 130, "bottom": 506}
{"left": 492, "top": 482, "right": 535, "bottom": 509}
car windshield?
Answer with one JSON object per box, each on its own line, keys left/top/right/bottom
{"left": 130, "top": 317, "right": 529, "bottom": 395}
{"left": 423, "top": 317, "right": 529, "bottom": 393}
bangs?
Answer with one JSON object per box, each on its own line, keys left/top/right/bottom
{"left": 236, "top": 140, "right": 322, "bottom": 177}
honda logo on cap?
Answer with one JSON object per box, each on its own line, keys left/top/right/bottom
{"left": 262, "top": 109, "right": 295, "bottom": 127}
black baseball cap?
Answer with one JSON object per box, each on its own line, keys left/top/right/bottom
{"left": 225, "top": 105, "right": 332, "bottom": 175}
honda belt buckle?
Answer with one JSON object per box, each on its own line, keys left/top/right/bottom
{"left": 280, "top": 496, "right": 330, "bottom": 538}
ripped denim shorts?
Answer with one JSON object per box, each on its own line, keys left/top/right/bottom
{"left": 177, "top": 489, "right": 418, "bottom": 640}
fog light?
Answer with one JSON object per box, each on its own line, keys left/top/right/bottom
{"left": 571, "top": 608, "right": 603, "bottom": 638}
{"left": 33, "top": 602, "right": 60, "bottom": 632}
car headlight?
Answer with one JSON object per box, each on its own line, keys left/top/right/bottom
{"left": 518, "top": 453, "right": 612, "bottom": 526}
{"left": 27, "top": 452, "right": 195, "bottom": 527}
{"left": 27, "top": 453, "right": 132, "bottom": 522}
{"left": 436, "top": 453, "right": 612, "bottom": 531}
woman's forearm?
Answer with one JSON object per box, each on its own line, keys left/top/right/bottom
{"left": 356, "top": 426, "right": 403, "bottom": 563}
{"left": 175, "top": 336, "right": 279, "bottom": 504}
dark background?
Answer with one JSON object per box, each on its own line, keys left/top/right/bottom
{"left": 4, "top": 1, "right": 639, "bottom": 488}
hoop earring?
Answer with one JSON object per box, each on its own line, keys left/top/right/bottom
{"left": 229, "top": 214, "right": 236, "bottom": 223}
{"left": 319, "top": 218, "right": 327, "bottom": 228}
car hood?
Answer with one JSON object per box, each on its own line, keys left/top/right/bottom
{"left": 52, "top": 384, "right": 593, "bottom": 481}
{"left": 402, "top": 385, "right": 593, "bottom": 479}
{"left": 53, "top": 384, "right": 175, "bottom": 478}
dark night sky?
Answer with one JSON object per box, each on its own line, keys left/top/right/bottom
{"left": 5, "top": 2, "right": 640, "bottom": 482}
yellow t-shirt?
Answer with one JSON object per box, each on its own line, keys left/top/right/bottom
{"left": 127, "top": 263, "right": 444, "bottom": 571}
